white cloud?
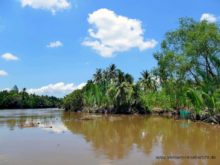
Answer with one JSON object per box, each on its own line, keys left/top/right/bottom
{"left": 27, "top": 82, "right": 86, "bottom": 97}
{"left": 47, "top": 41, "right": 63, "bottom": 48}
{"left": 200, "top": 13, "right": 217, "bottom": 23}
{"left": 82, "top": 8, "right": 157, "bottom": 57}
{"left": 1, "top": 53, "right": 19, "bottom": 61}
{"left": 0, "top": 88, "right": 10, "bottom": 91}
{"left": 0, "top": 70, "right": 8, "bottom": 77}
{"left": 20, "top": 0, "right": 71, "bottom": 14}
{"left": 41, "top": 123, "right": 69, "bottom": 134}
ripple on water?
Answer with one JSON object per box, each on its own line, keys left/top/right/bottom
{"left": 0, "top": 109, "right": 220, "bottom": 165}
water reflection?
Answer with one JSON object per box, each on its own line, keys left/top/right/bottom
{"left": 62, "top": 112, "right": 220, "bottom": 164}
{"left": 0, "top": 109, "right": 69, "bottom": 133}
{"left": 0, "top": 109, "right": 219, "bottom": 165}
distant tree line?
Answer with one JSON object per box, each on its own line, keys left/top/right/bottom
{"left": 0, "top": 85, "right": 62, "bottom": 109}
{"left": 63, "top": 18, "right": 220, "bottom": 119}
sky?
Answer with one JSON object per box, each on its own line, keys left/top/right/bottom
{"left": 0, "top": 0, "right": 220, "bottom": 97}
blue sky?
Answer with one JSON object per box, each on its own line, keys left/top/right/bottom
{"left": 0, "top": 0, "right": 220, "bottom": 97}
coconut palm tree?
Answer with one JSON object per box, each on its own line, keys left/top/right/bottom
{"left": 114, "top": 82, "right": 134, "bottom": 111}
{"left": 124, "top": 73, "right": 134, "bottom": 84}
{"left": 139, "top": 70, "right": 154, "bottom": 91}
{"left": 107, "top": 64, "right": 117, "bottom": 81}
{"left": 93, "top": 69, "right": 103, "bottom": 83}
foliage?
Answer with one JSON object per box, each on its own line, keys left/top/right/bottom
{"left": 153, "top": 18, "right": 220, "bottom": 114}
{"left": 0, "top": 87, "right": 61, "bottom": 109}
{"left": 64, "top": 18, "right": 220, "bottom": 116}
{"left": 64, "top": 64, "right": 147, "bottom": 114}
{"left": 63, "top": 89, "right": 83, "bottom": 111}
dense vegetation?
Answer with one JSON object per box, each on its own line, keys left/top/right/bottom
{"left": 64, "top": 18, "right": 220, "bottom": 120}
{"left": 0, "top": 86, "right": 61, "bottom": 109}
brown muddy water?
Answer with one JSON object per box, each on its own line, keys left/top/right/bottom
{"left": 0, "top": 109, "right": 219, "bottom": 165}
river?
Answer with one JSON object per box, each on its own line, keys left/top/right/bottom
{"left": 0, "top": 109, "right": 219, "bottom": 165}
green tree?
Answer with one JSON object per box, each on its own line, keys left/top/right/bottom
{"left": 154, "top": 17, "right": 220, "bottom": 112}
{"left": 63, "top": 90, "right": 83, "bottom": 111}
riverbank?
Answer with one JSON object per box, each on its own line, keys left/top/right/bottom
{"left": 69, "top": 107, "right": 220, "bottom": 125}
{"left": 151, "top": 109, "right": 220, "bottom": 125}
{"left": 63, "top": 61, "right": 220, "bottom": 127}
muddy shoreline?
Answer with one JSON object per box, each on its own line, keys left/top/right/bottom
{"left": 72, "top": 107, "right": 220, "bottom": 125}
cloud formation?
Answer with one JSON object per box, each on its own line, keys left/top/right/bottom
{"left": 20, "top": 0, "right": 71, "bottom": 14}
{"left": 47, "top": 41, "right": 63, "bottom": 48}
{"left": 200, "top": 13, "right": 217, "bottom": 23}
{"left": 82, "top": 8, "right": 157, "bottom": 57}
{"left": 0, "top": 70, "right": 8, "bottom": 77}
{"left": 27, "top": 82, "right": 86, "bottom": 97}
{"left": 1, "top": 53, "right": 19, "bottom": 61}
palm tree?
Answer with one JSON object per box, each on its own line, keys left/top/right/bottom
{"left": 139, "top": 70, "right": 154, "bottom": 91}
{"left": 124, "top": 73, "right": 134, "bottom": 84}
{"left": 107, "top": 64, "right": 117, "bottom": 81}
{"left": 93, "top": 69, "right": 103, "bottom": 83}
{"left": 116, "top": 70, "right": 125, "bottom": 84}
{"left": 186, "top": 88, "right": 204, "bottom": 115}
{"left": 114, "top": 82, "right": 133, "bottom": 108}
{"left": 21, "top": 88, "right": 27, "bottom": 100}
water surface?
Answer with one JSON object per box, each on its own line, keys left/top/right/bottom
{"left": 0, "top": 109, "right": 219, "bottom": 165}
